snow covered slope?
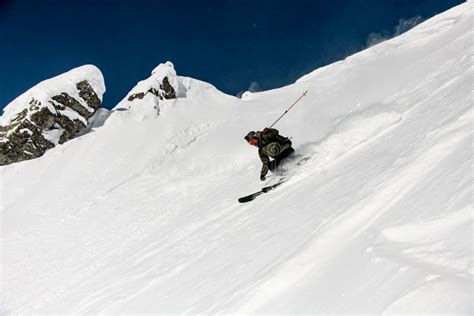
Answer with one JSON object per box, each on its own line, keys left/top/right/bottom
{"left": 1, "top": 2, "right": 472, "bottom": 314}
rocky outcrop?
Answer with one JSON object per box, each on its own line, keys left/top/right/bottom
{"left": 117, "top": 62, "right": 183, "bottom": 114}
{"left": 0, "top": 65, "right": 105, "bottom": 165}
{"left": 127, "top": 77, "right": 176, "bottom": 102}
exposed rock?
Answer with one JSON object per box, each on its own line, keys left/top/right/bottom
{"left": 77, "top": 80, "right": 102, "bottom": 108}
{"left": 127, "top": 92, "right": 146, "bottom": 102}
{"left": 127, "top": 77, "right": 176, "bottom": 102}
{"left": 0, "top": 65, "right": 105, "bottom": 165}
{"left": 119, "top": 62, "right": 180, "bottom": 113}
{"left": 160, "top": 77, "right": 176, "bottom": 100}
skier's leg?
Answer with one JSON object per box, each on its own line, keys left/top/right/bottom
{"left": 268, "top": 148, "right": 296, "bottom": 174}
{"left": 275, "top": 147, "right": 295, "bottom": 166}
{"left": 272, "top": 147, "right": 295, "bottom": 173}
{"left": 268, "top": 159, "right": 277, "bottom": 172}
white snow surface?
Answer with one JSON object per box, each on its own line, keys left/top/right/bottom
{"left": 0, "top": 65, "right": 105, "bottom": 127}
{"left": 1, "top": 2, "right": 473, "bottom": 314}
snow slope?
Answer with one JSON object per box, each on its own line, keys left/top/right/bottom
{"left": 1, "top": 2, "right": 473, "bottom": 314}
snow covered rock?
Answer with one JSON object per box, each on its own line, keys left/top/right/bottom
{"left": 0, "top": 65, "right": 105, "bottom": 165}
{"left": 114, "top": 61, "right": 189, "bottom": 119}
{"left": 125, "top": 61, "right": 178, "bottom": 103}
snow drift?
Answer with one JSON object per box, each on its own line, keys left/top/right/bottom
{"left": 1, "top": 2, "right": 472, "bottom": 314}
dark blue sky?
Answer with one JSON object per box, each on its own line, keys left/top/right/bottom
{"left": 0, "top": 0, "right": 464, "bottom": 109}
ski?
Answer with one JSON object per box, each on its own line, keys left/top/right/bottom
{"left": 238, "top": 180, "right": 285, "bottom": 203}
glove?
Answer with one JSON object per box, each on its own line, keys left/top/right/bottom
{"left": 260, "top": 174, "right": 266, "bottom": 181}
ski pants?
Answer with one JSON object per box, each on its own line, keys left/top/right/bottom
{"left": 268, "top": 147, "right": 295, "bottom": 172}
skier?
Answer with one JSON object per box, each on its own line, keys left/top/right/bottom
{"left": 244, "top": 128, "right": 294, "bottom": 181}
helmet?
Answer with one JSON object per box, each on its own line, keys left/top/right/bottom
{"left": 244, "top": 131, "right": 256, "bottom": 142}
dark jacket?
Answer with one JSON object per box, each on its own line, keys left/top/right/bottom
{"left": 257, "top": 128, "right": 292, "bottom": 177}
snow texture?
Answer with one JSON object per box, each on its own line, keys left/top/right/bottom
{"left": 1, "top": 2, "right": 473, "bottom": 314}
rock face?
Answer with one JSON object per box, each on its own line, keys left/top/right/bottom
{"left": 127, "top": 76, "right": 176, "bottom": 102}
{"left": 126, "top": 61, "right": 178, "bottom": 103}
{"left": 0, "top": 65, "right": 106, "bottom": 165}
{"left": 116, "top": 62, "right": 184, "bottom": 116}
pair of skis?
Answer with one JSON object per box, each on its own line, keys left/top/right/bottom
{"left": 238, "top": 156, "right": 310, "bottom": 203}
{"left": 238, "top": 179, "right": 285, "bottom": 203}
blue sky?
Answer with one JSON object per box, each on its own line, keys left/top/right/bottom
{"left": 0, "top": 0, "right": 464, "bottom": 110}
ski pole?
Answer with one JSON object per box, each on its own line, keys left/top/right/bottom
{"left": 269, "top": 90, "right": 308, "bottom": 128}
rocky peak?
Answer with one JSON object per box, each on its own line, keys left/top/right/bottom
{"left": 0, "top": 65, "right": 106, "bottom": 165}
{"left": 117, "top": 62, "right": 184, "bottom": 113}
